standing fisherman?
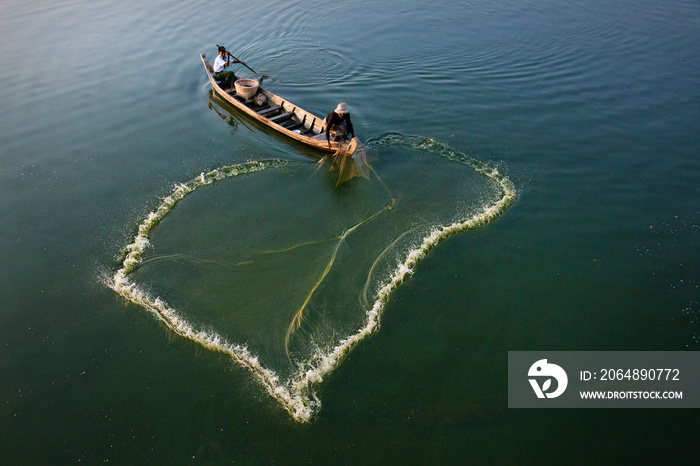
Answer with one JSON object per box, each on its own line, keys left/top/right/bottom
{"left": 213, "top": 45, "right": 241, "bottom": 89}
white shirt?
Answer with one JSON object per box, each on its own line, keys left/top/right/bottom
{"left": 213, "top": 54, "right": 227, "bottom": 72}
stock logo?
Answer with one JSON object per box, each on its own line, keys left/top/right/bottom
{"left": 528, "top": 359, "right": 568, "bottom": 399}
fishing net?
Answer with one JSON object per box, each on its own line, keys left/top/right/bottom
{"left": 109, "top": 135, "right": 516, "bottom": 422}
{"left": 327, "top": 143, "right": 372, "bottom": 186}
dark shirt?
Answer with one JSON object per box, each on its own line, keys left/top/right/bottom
{"left": 325, "top": 112, "right": 354, "bottom": 142}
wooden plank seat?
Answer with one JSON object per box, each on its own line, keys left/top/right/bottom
{"left": 253, "top": 105, "right": 274, "bottom": 114}
{"left": 269, "top": 112, "right": 293, "bottom": 123}
{"left": 258, "top": 106, "right": 280, "bottom": 116}
{"left": 285, "top": 122, "right": 304, "bottom": 131}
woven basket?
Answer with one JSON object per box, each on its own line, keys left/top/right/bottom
{"left": 234, "top": 79, "right": 259, "bottom": 100}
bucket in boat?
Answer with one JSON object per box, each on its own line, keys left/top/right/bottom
{"left": 234, "top": 79, "right": 259, "bottom": 100}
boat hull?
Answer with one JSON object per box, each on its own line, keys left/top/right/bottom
{"left": 201, "top": 53, "right": 359, "bottom": 156}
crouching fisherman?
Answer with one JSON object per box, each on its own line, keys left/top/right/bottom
{"left": 324, "top": 103, "right": 355, "bottom": 149}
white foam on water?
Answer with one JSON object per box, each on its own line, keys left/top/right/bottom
{"left": 107, "top": 139, "right": 516, "bottom": 423}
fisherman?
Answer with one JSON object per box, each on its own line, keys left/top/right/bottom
{"left": 324, "top": 103, "right": 355, "bottom": 149}
{"left": 213, "top": 45, "right": 241, "bottom": 89}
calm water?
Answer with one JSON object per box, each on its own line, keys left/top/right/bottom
{"left": 2, "top": 0, "right": 699, "bottom": 463}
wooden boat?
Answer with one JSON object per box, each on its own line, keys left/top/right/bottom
{"left": 201, "top": 53, "right": 359, "bottom": 156}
